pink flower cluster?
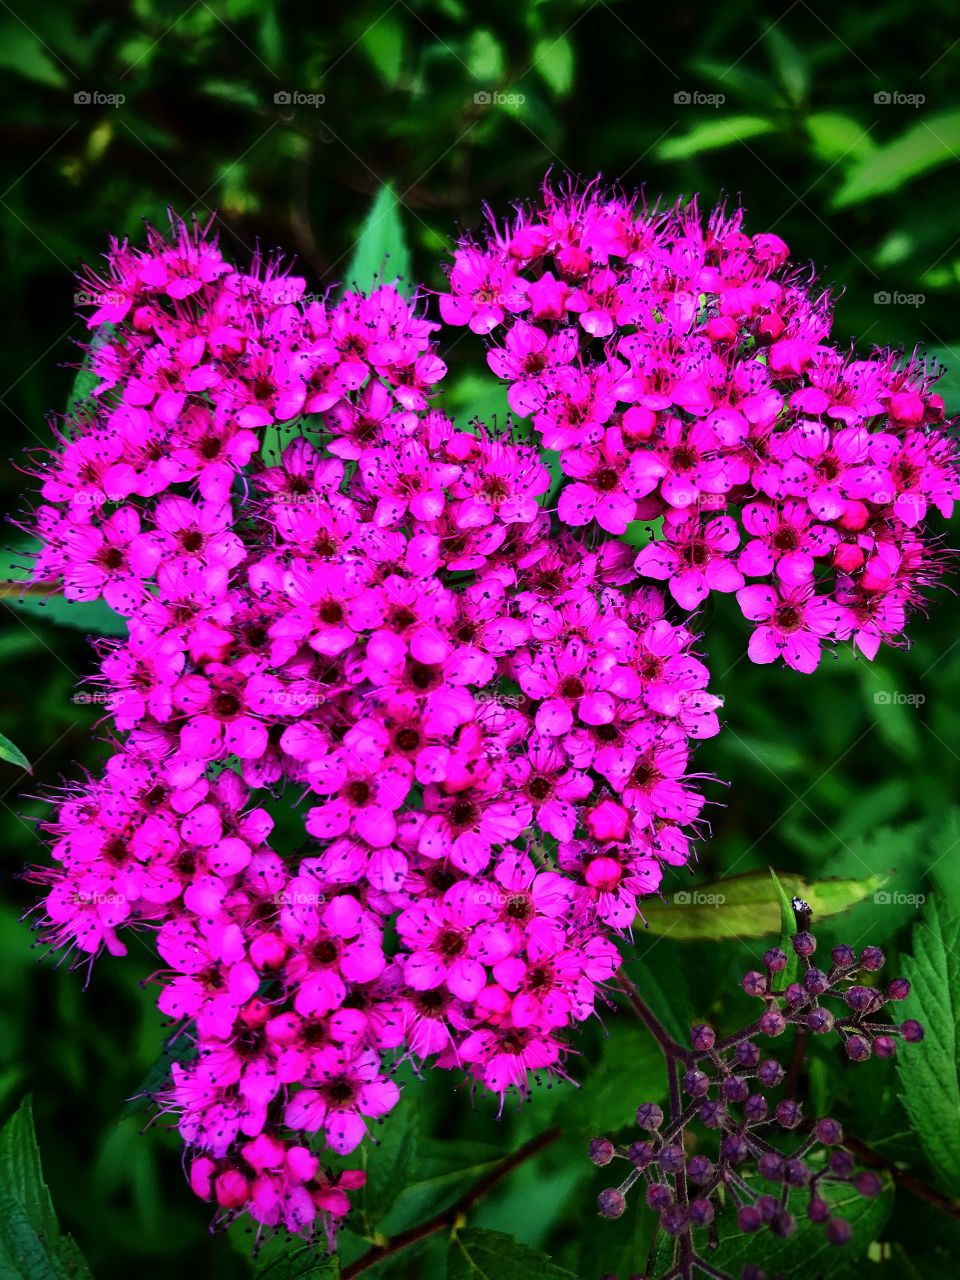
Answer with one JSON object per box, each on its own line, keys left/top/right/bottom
{"left": 441, "top": 183, "right": 959, "bottom": 672}
{"left": 24, "top": 213, "right": 722, "bottom": 1244}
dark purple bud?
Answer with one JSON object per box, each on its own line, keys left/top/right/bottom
{"left": 721, "top": 1133, "right": 749, "bottom": 1164}
{"left": 901, "top": 1019, "right": 925, "bottom": 1043}
{"left": 874, "top": 1035, "right": 897, "bottom": 1059}
{"left": 815, "top": 1117, "right": 843, "bottom": 1146}
{"left": 658, "top": 1143, "right": 685, "bottom": 1174}
{"left": 860, "top": 946, "right": 885, "bottom": 972}
{"left": 742, "top": 970, "right": 767, "bottom": 996}
{"left": 689, "top": 1197, "right": 715, "bottom": 1228}
{"left": 845, "top": 1034, "right": 872, "bottom": 1062}
{"left": 803, "top": 967, "right": 829, "bottom": 995}
{"left": 757, "top": 1195, "right": 780, "bottom": 1223}
{"left": 691, "top": 1023, "right": 716, "bottom": 1051}
{"left": 759, "top": 1009, "right": 787, "bottom": 1036}
{"left": 744, "top": 1093, "right": 769, "bottom": 1124}
{"left": 831, "top": 944, "right": 856, "bottom": 969}
{"left": 687, "top": 1155, "right": 714, "bottom": 1184}
{"left": 660, "top": 1204, "right": 688, "bottom": 1236}
{"left": 721, "top": 1075, "right": 750, "bottom": 1103}
{"left": 886, "top": 978, "right": 911, "bottom": 1001}
{"left": 683, "top": 1068, "right": 710, "bottom": 1098}
{"left": 758, "top": 1058, "right": 785, "bottom": 1087}
{"left": 830, "top": 1150, "right": 856, "bottom": 1177}
{"left": 776, "top": 1099, "right": 802, "bottom": 1129}
{"left": 764, "top": 947, "right": 788, "bottom": 973}
{"left": 598, "top": 1188, "right": 626, "bottom": 1218}
{"left": 737, "top": 1204, "right": 763, "bottom": 1233}
{"left": 740, "top": 1269, "right": 767, "bottom": 1280}
{"left": 808, "top": 1197, "right": 830, "bottom": 1224}
{"left": 758, "top": 1152, "right": 783, "bottom": 1181}
{"left": 845, "top": 985, "right": 878, "bottom": 1012}
{"left": 635, "top": 1102, "right": 664, "bottom": 1130}
{"left": 854, "top": 1171, "right": 884, "bottom": 1198}
{"left": 589, "top": 1137, "right": 616, "bottom": 1166}
{"left": 646, "top": 1182, "right": 673, "bottom": 1211}
{"left": 784, "top": 982, "right": 807, "bottom": 1007}
{"left": 735, "top": 1040, "right": 761, "bottom": 1068}
{"left": 772, "top": 1210, "right": 797, "bottom": 1238}
{"left": 699, "top": 1099, "right": 727, "bottom": 1129}
{"left": 826, "top": 1217, "right": 852, "bottom": 1245}
{"left": 627, "top": 1140, "right": 655, "bottom": 1168}
{"left": 784, "top": 1158, "right": 810, "bottom": 1187}
{"left": 807, "top": 1006, "right": 835, "bottom": 1034}
{"left": 793, "top": 930, "right": 817, "bottom": 957}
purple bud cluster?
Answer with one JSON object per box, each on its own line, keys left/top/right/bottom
{"left": 592, "top": 922, "right": 922, "bottom": 1279}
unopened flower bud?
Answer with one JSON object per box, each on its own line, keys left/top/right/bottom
{"left": 815, "top": 1117, "right": 843, "bottom": 1146}
{"left": 886, "top": 978, "right": 911, "bottom": 1001}
{"left": 860, "top": 946, "right": 885, "bottom": 971}
{"left": 738, "top": 1204, "right": 763, "bottom": 1233}
{"left": 757, "top": 1058, "right": 784, "bottom": 1087}
{"left": 687, "top": 1154, "right": 714, "bottom": 1184}
{"left": 807, "top": 1006, "right": 835, "bottom": 1034}
{"left": 763, "top": 947, "right": 788, "bottom": 973}
{"left": 775, "top": 1099, "right": 801, "bottom": 1129}
{"left": 646, "top": 1182, "right": 673, "bottom": 1211}
{"left": 635, "top": 1102, "right": 664, "bottom": 1130}
{"left": 845, "top": 1034, "right": 872, "bottom": 1062}
{"left": 689, "top": 1197, "right": 715, "bottom": 1227}
{"left": 742, "top": 970, "right": 767, "bottom": 996}
{"left": 589, "top": 1137, "right": 616, "bottom": 1166}
{"left": 598, "top": 1188, "right": 626, "bottom": 1218}
{"left": 683, "top": 1069, "right": 710, "bottom": 1098}
{"left": 854, "top": 1171, "right": 883, "bottom": 1198}
{"left": 826, "top": 1217, "right": 852, "bottom": 1245}
{"left": 901, "top": 1019, "right": 924, "bottom": 1043}
{"left": 759, "top": 1009, "right": 787, "bottom": 1036}
{"left": 792, "top": 930, "right": 816, "bottom": 957}
{"left": 690, "top": 1023, "right": 716, "bottom": 1051}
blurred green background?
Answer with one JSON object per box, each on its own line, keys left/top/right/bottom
{"left": 2, "top": 2, "right": 960, "bottom": 1277}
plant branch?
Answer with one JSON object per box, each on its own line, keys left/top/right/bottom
{"left": 341, "top": 1126, "right": 562, "bottom": 1278}
{"left": 843, "top": 1135, "right": 960, "bottom": 1221}
{"left": 615, "top": 970, "right": 694, "bottom": 1064}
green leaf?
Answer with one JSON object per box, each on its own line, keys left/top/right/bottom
{"left": 341, "top": 185, "right": 411, "bottom": 295}
{"left": 0, "top": 1096, "right": 95, "bottom": 1280}
{"left": 833, "top": 111, "right": 960, "bottom": 208}
{"left": 360, "top": 1096, "right": 419, "bottom": 1230}
{"left": 658, "top": 116, "right": 775, "bottom": 162}
{"left": 896, "top": 895, "right": 960, "bottom": 1195}
{"left": 806, "top": 112, "right": 877, "bottom": 165}
{"left": 1, "top": 543, "right": 127, "bottom": 639}
{"left": 532, "top": 34, "right": 574, "bottom": 97}
{"left": 254, "top": 1245, "right": 339, "bottom": 1280}
{"left": 764, "top": 26, "right": 808, "bottom": 105}
{"left": 769, "top": 867, "right": 800, "bottom": 992}
{"left": 638, "top": 869, "right": 888, "bottom": 940}
{"left": 0, "top": 732, "right": 31, "bottom": 773}
{"left": 379, "top": 1140, "right": 507, "bottom": 1237}
{"left": 448, "top": 1228, "right": 576, "bottom": 1280}
{"left": 705, "top": 1175, "right": 893, "bottom": 1275}
{"left": 360, "top": 11, "right": 406, "bottom": 88}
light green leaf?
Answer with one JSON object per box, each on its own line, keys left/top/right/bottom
{"left": 448, "top": 1228, "right": 576, "bottom": 1280}
{"left": 806, "top": 112, "right": 877, "bottom": 165}
{"left": 765, "top": 26, "right": 808, "bottom": 104}
{"left": 360, "top": 1096, "right": 419, "bottom": 1230}
{"left": 532, "top": 34, "right": 574, "bottom": 97}
{"left": 896, "top": 895, "right": 960, "bottom": 1195}
{"left": 638, "top": 869, "right": 887, "bottom": 940}
{"left": 658, "top": 116, "right": 775, "bottom": 162}
{"left": 361, "top": 11, "right": 406, "bottom": 87}
{"left": 833, "top": 111, "right": 960, "bottom": 207}
{"left": 0, "top": 732, "right": 30, "bottom": 773}
{"left": 0, "top": 1097, "right": 95, "bottom": 1280}
{"left": 769, "top": 867, "right": 800, "bottom": 992}
{"left": 342, "top": 184, "right": 411, "bottom": 295}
